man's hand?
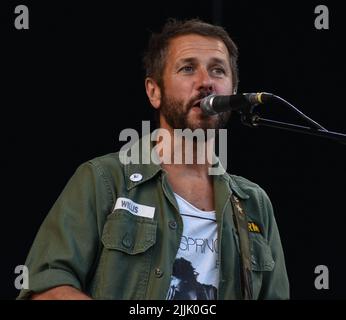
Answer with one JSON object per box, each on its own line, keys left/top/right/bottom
{"left": 31, "top": 285, "right": 92, "bottom": 300}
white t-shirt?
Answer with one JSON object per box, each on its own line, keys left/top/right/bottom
{"left": 166, "top": 193, "right": 219, "bottom": 300}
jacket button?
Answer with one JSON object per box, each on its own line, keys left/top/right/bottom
{"left": 168, "top": 220, "right": 177, "bottom": 230}
{"left": 154, "top": 268, "right": 164, "bottom": 278}
{"left": 122, "top": 235, "right": 132, "bottom": 248}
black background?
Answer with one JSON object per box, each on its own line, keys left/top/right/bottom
{"left": 1, "top": 0, "right": 345, "bottom": 299}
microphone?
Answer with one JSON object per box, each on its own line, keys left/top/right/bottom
{"left": 200, "top": 92, "right": 273, "bottom": 115}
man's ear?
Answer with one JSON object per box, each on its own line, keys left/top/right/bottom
{"left": 145, "top": 77, "right": 161, "bottom": 109}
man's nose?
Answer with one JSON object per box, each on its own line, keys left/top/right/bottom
{"left": 196, "top": 68, "right": 214, "bottom": 93}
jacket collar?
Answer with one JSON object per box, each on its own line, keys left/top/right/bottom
{"left": 120, "top": 134, "right": 249, "bottom": 200}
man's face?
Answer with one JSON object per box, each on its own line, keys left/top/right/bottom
{"left": 159, "top": 34, "right": 234, "bottom": 131}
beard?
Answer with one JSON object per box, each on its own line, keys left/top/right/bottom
{"left": 159, "top": 89, "right": 231, "bottom": 132}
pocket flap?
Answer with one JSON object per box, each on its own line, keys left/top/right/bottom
{"left": 101, "top": 211, "right": 157, "bottom": 255}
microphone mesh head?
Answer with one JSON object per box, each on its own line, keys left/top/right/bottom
{"left": 200, "top": 95, "right": 218, "bottom": 115}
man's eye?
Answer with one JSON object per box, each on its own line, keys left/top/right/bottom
{"left": 211, "top": 68, "right": 226, "bottom": 76}
{"left": 180, "top": 66, "right": 194, "bottom": 73}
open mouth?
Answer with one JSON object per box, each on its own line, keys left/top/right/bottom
{"left": 192, "top": 99, "right": 202, "bottom": 108}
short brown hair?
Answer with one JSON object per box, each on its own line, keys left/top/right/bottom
{"left": 143, "top": 18, "right": 239, "bottom": 90}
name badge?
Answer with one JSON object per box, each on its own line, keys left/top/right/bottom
{"left": 113, "top": 197, "right": 155, "bottom": 219}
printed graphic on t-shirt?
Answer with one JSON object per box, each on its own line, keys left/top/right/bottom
{"left": 167, "top": 193, "right": 219, "bottom": 300}
{"left": 166, "top": 257, "right": 218, "bottom": 300}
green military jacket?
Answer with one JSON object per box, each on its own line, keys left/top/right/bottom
{"left": 18, "top": 137, "right": 289, "bottom": 300}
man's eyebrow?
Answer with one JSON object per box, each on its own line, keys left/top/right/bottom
{"left": 175, "top": 57, "right": 228, "bottom": 66}
{"left": 175, "top": 57, "right": 197, "bottom": 66}
{"left": 209, "top": 57, "right": 227, "bottom": 66}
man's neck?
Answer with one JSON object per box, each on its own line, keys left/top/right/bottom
{"left": 154, "top": 127, "right": 215, "bottom": 177}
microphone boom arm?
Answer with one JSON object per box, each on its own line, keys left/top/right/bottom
{"left": 241, "top": 113, "right": 346, "bottom": 144}
{"left": 240, "top": 95, "right": 346, "bottom": 145}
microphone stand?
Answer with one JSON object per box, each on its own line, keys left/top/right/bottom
{"left": 240, "top": 95, "right": 346, "bottom": 145}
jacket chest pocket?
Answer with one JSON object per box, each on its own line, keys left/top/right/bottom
{"left": 249, "top": 233, "right": 275, "bottom": 272}
{"left": 102, "top": 210, "right": 157, "bottom": 254}
{"left": 231, "top": 223, "right": 275, "bottom": 272}
{"left": 95, "top": 210, "right": 157, "bottom": 299}
{"left": 232, "top": 229, "right": 275, "bottom": 299}
{"left": 249, "top": 232, "right": 275, "bottom": 299}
